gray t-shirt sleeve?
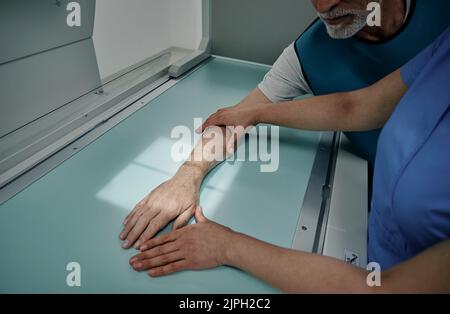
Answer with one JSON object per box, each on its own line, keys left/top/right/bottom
{"left": 258, "top": 42, "right": 313, "bottom": 102}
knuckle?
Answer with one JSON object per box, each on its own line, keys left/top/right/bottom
{"left": 150, "top": 204, "right": 162, "bottom": 214}
{"left": 139, "top": 234, "right": 149, "bottom": 244}
{"left": 134, "top": 210, "right": 145, "bottom": 221}
{"left": 159, "top": 200, "right": 172, "bottom": 211}
{"left": 127, "top": 230, "right": 137, "bottom": 240}
{"left": 135, "top": 201, "right": 145, "bottom": 209}
{"left": 137, "top": 214, "right": 149, "bottom": 224}
{"left": 165, "top": 264, "right": 175, "bottom": 272}
{"left": 161, "top": 234, "right": 171, "bottom": 243}
{"left": 178, "top": 216, "right": 188, "bottom": 226}
{"left": 161, "top": 212, "right": 174, "bottom": 223}
{"left": 143, "top": 239, "right": 154, "bottom": 248}
{"left": 183, "top": 237, "right": 194, "bottom": 248}
{"left": 160, "top": 254, "right": 169, "bottom": 264}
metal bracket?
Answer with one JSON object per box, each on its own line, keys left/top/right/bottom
{"left": 292, "top": 132, "right": 341, "bottom": 253}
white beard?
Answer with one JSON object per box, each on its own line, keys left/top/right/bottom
{"left": 319, "top": 8, "right": 370, "bottom": 39}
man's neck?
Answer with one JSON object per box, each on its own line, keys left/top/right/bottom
{"left": 356, "top": 0, "right": 407, "bottom": 42}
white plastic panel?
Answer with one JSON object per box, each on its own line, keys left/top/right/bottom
{"left": 323, "top": 135, "right": 368, "bottom": 268}
{"left": 93, "top": 0, "right": 202, "bottom": 79}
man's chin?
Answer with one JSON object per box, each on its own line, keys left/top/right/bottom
{"left": 324, "top": 24, "right": 359, "bottom": 39}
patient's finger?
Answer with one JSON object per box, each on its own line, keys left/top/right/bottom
{"left": 172, "top": 205, "right": 196, "bottom": 230}
{"left": 122, "top": 218, "right": 151, "bottom": 249}
{"left": 119, "top": 212, "right": 140, "bottom": 240}
{"left": 194, "top": 206, "right": 208, "bottom": 223}
{"left": 123, "top": 195, "right": 149, "bottom": 225}
{"left": 134, "top": 213, "right": 172, "bottom": 249}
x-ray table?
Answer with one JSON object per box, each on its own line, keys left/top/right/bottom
{"left": 0, "top": 57, "right": 367, "bottom": 293}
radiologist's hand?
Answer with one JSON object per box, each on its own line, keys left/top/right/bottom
{"left": 120, "top": 165, "right": 203, "bottom": 249}
{"left": 129, "top": 206, "right": 234, "bottom": 277}
{"left": 198, "top": 104, "right": 261, "bottom": 132}
{"left": 197, "top": 103, "right": 263, "bottom": 154}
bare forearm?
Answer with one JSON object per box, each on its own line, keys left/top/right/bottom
{"left": 236, "top": 87, "right": 272, "bottom": 108}
{"left": 256, "top": 92, "right": 373, "bottom": 132}
{"left": 255, "top": 70, "right": 408, "bottom": 132}
{"left": 180, "top": 88, "right": 271, "bottom": 179}
{"left": 178, "top": 126, "right": 229, "bottom": 182}
{"left": 224, "top": 232, "right": 370, "bottom": 293}
{"left": 224, "top": 232, "right": 450, "bottom": 293}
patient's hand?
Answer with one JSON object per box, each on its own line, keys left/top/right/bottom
{"left": 129, "top": 206, "right": 233, "bottom": 276}
{"left": 120, "top": 164, "right": 203, "bottom": 249}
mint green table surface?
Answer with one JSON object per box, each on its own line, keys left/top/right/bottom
{"left": 0, "top": 57, "right": 320, "bottom": 293}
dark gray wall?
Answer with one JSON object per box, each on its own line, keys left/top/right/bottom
{"left": 0, "top": 0, "right": 95, "bottom": 65}
{"left": 211, "top": 0, "right": 317, "bottom": 65}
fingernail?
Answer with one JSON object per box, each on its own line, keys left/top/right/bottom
{"left": 140, "top": 245, "right": 147, "bottom": 251}
{"left": 134, "top": 263, "right": 142, "bottom": 269}
{"left": 119, "top": 232, "right": 125, "bottom": 240}
{"left": 134, "top": 241, "right": 140, "bottom": 249}
{"left": 130, "top": 257, "right": 137, "bottom": 264}
{"left": 122, "top": 240, "right": 129, "bottom": 248}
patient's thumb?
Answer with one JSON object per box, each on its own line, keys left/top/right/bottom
{"left": 194, "top": 206, "right": 207, "bottom": 223}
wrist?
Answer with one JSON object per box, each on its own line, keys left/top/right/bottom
{"left": 177, "top": 162, "right": 206, "bottom": 185}
{"left": 222, "top": 230, "right": 243, "bottom": 266}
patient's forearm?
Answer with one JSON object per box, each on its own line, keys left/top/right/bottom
{"left": 179, "top": 87, "right": 271, "bottom": 181}
{"left": 180, "top": 126, "right": 229, "bottom": 180}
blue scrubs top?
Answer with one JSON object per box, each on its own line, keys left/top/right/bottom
{"left": 368, "top": 27, "right": 450, "bottom": 270}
